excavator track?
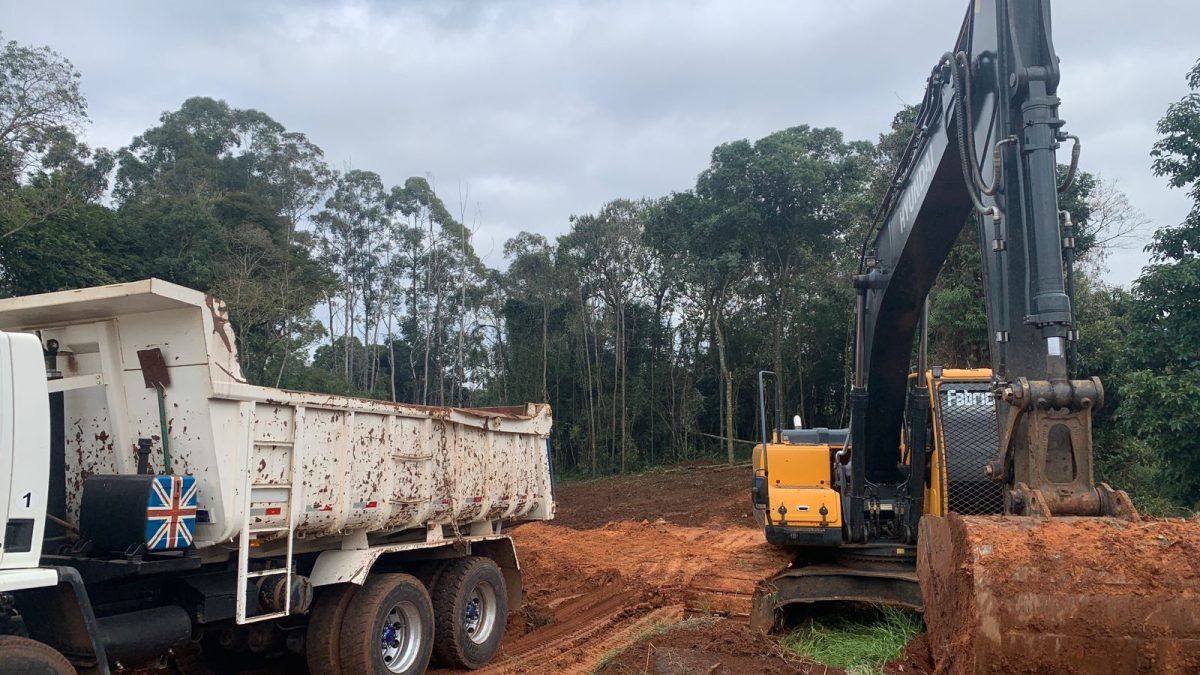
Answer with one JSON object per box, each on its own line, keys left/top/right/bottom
{"left": 918, "top": 514, "right": 1200, "bottom": 673}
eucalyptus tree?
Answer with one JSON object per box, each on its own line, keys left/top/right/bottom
{"left": 388, "top": 176, "right": 487, "bottom": 405}
{"left": 647, "top": 189, "right": 748, "bottom": 464}
{"left": 560, "top": 199, "right": 653, "bottom": 472}
{"left": 504, "top": 231, "right": 558, "bottom": 403}
{"left": 313, "top": 169, "right": 391, "bottom": 388}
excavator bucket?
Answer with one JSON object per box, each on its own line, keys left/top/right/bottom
{"left": 918, "top": 514, "right": 1200, "bottom": 673}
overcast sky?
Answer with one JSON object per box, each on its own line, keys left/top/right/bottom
{"left": 3, "top": 0, "right": 1197, "bottom": 286}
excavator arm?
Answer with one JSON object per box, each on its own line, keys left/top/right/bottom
{"left": 830, "top": 3, "right": 1200, "bottom": 669}
{"left": 845, "top": 0, "right": 1129, "bottom": 547}
{"left": 755, "top": 4, "right": 1199, "bottom": 667}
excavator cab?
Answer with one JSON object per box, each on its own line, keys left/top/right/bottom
{"left": 752, "top": 367, "right": 1000, "bottom": 547}
{"left": 751, "top": 371, "right": 845, "bottom": 547}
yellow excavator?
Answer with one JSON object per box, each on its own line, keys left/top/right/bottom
{"left": 751, "top": 1, "right": 1200, "bottom": 671}
{"left": 754, "top": 365, "right": 995, "bottom": 549}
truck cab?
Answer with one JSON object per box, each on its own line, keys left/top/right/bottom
{"left": 0, "top": 332, "right": 50, "bottom": 578}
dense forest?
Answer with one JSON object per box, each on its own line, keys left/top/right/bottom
{"left": 2, "top": 35, "right": 1197, "bottom": 511}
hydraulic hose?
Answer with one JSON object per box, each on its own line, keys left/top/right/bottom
{"left": 953, "top": 52, "right": 1002, "bottom": 197}
{"left": 948, "top": 52, "right": 1002, "bottom": 224}
{"left": 1058, "top": 134, "right": 1081, "bottom": 192}
{"left": 856, "top": 54, "right": 953, "bottom": 275}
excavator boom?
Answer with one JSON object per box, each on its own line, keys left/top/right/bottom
{"left": 851, "top": 0, "right": 1112, "bottom": 530}
{"left": 754, "top": 0, "right": 1200, "bottom": 669}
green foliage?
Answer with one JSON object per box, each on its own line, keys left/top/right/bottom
{"left": 0, "top": 33, "right": 88, "bottom": 186}
{"left": 0, "top": 189, "right": 130, "bottom": 294}
{"left": 105, "top": 97, "right": 339, "bottom": 381}
{"left": 1152, "top": 59, "right": 1200, "bottom": 198}
{"left": 115, "top": 97, "right": 278, "bottom": 203}
{"left": 781, "top": 606, "right": 923, "bottom": 674}
{"left": 0, "top": 30, "right": 1196, "bottom": 511}
{"left": 0, "top": 33, "right": 109, "bottom": 255}
{"left": 1103, "top": 58, "right": 1200, "bottom": 508}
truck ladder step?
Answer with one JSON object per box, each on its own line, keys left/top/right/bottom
{"left": 237, "top": 404, "right": 306, "bottom": 625}
{"left": 246, "top": 568, "right": 288, "bottom": 579}
{"left": 242, "top": 610, "right": 289, "bottom": 623}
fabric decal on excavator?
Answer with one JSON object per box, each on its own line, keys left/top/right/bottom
{"left": 936, "top": 382, "right": 1003, "bottom": 515}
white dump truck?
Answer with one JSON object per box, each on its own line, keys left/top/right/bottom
{"left": 0, "top": 279, "right": 554, "bottom": 674}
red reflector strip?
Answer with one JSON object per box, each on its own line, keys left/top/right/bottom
{"left": 265, "top": 506, "right": 282, "bottom": 516}
{"left": 472, "top": 496, "right": 483, "bottom": 503}
{"left": 366, "top": 500, "right": 378, "bottom": 508}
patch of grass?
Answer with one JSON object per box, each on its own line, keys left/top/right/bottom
{"left": 781, "top": 605, "right": 923, "bottom": 675}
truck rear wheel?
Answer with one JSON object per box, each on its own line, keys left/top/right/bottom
{"left": 0, "top": 635, "right": 76, "bottom": 675}
{"left": 414, "top": 559, "right": 452, "bottom": 594}
{"left": 338, "top": 573, "right": 433, "bottom": 675}
{"left": 431, "top": 556, "right": 507, "bottom": 669}
{"left": 307, "top": 583, "right": 358, "bottom": 675}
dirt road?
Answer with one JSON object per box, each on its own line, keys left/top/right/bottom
{"left": 450, "top": 463, "right": 801, "bottom": 674}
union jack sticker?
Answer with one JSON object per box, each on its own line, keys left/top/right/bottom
{"left": 145, "top": 475, "right": 198, "bottom": 551}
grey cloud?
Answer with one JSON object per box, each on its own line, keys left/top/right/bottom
{"left": 2, "top": 0, "right": 1196, "bottom": 284}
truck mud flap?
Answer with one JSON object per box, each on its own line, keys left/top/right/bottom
{"left": 13, "top": 566, "right": 110, "bottom": 675}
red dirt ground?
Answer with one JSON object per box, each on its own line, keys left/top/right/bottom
{"left": 455, "top": 463, "right": 800, "bottom": 674}
{"left": 208, "top": 461, "right": 1200, "bottom": 674}
{"left": 220, "top": 461, "right": 1200, "bottom": 674}
{"left": 594, "top": 619, "right": 835, "bottom": 675}
{"left": 547, "top": 463, "right": 761, "bottom": 531}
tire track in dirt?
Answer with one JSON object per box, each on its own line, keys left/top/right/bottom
{"left": 432, "top": 465, "right": 793, "bottom": 674}
{"left": 457, "top": 521, "right": 790, "bottom": 672}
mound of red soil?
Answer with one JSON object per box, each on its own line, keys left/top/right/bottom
{"left": 884, "top": 632, "right": 935, "bottom": 674}
{"left": 919, "top": 514, "right": 1200, "bottom": 674}
{"left": 551, "top": 463, "right": 758, "bottom": 530}
{"left": 445, "top": 464, "right": 796, "bottom": 673}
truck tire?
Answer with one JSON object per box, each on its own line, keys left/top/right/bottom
{"left": 338, "top": 574, "right": 433, "bottom": 675}
{"left": 414, "top": 559, "right": 452, "bottom": 594}
{"left": 0, "top": 635, "right": 76, "bottom": 675}
{"left": 414, "top": 560, "right": 453, "bottom": 667}
{"left": 431, "top": 556, "right": 507, "bottom": 669}
{"left": 307, "top": 583, "right": 358, "bottom": 675}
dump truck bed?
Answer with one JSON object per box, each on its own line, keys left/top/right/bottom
{"left": 0, "top": 279, "right": 554, "bottom": 555}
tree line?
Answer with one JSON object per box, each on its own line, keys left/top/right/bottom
{"left": 1, "top": 35, "right": 1197, "bottom": 510}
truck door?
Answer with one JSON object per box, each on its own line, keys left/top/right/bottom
{"left": 0, "top": 332, "right": 51, "bottom": 570}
